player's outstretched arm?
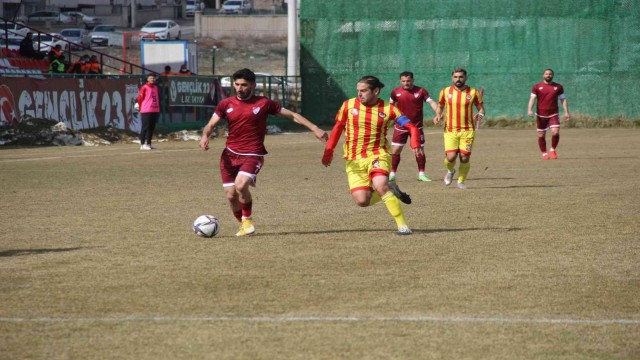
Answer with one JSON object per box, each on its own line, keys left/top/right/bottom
{"left": 322, "top": 121, "right": 346, "bottom": 167}
{"left": 200, "top": 113, "right": 222, "bottom": 151}
{"left": 278, "top": 108, "right": 328, "bottom": 142}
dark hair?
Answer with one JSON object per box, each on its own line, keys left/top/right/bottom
{"left": 543, "top": 68, "right": 554, "bottom": 74}
{"left": 165, "top": 65, "right": 171, "bottom": 71}
{"left": 233, "top": 68, "right": 256, "bottom": 83}
{"left": 400, "top": 71, "right": 414, "bottom": 79}
{"left": 452, "top": 68, "right": 467, "bottom": 76}
{"left": 358, "top": 75, "right": 385, "bottom": 90}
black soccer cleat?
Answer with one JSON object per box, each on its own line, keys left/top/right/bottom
{"left": 388, "top": 182, "right": 412, "bottom": 204}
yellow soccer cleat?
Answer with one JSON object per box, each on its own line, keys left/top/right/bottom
{"left": 235, "top": 218, "right": 256, "bottom": 237}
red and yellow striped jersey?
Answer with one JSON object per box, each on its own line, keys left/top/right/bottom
{"left": 335, "top": 98, "right": 402, "bottom": 160}
{"left": 438, "top": 85, "right": 483, "bottom": 132}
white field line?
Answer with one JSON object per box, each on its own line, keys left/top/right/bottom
{"left": 0, "top": 148, "right": 199, "bottom": 163}
{"left": 0, "top": 315, "right": 638, "bottom": 325}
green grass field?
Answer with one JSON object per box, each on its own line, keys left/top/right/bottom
{"left": 1, "top": 128, "right": 639, "bottom": 359}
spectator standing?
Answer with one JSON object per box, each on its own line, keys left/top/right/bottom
{"left": 136, "top": 74, "right": 161, "bottom": 150}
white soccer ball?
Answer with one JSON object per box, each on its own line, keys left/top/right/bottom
{"left": 193, "top": 215, "right": 220, "bottom": 238}
{"left": 134, "top": 102, "right": 140, "bottom": 111}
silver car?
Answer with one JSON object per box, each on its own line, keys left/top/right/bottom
{"left": 59, "top": 28, "right": 91, "bottom": 49}
{"left": 89, "top": 24, "right": 117, "bottom": 47}
{"left": 26, "top": 11, "right": 72, "bottom": 24}
{"left": 63, "top": 11, "right": 102, "bottom": 29}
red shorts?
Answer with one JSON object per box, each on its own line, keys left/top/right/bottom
{"left": 219, "top": 148, "right": 264, "bottom": 187}
{"left": 391, "top": 126, "right": 425, "bottom": 147}
{"left": 536, "top": 115, "right": 560, "bottom": 132}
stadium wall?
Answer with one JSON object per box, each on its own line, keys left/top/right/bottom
{"left": 299, "top": 0, "right": 640, "bottom": 125}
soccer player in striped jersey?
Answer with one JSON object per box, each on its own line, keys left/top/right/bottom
{"left": 527, "top": 69, "right": 570, "bottom": 160}
{"left": 200, "top": 68, "right": 328, "bottom": 236}
{"left": 389, "top": 71, "right": 439, "bottom": 182}
{"left": 434, "top": 68, "right": 485, "bottom": 190}
{"left": 322, "top": 75, "right": 422, "bottom": 235}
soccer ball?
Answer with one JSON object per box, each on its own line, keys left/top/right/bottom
{"left": 193, "top": 215, "right": 220, "bottom": 238}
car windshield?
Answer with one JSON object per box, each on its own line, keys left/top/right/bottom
{"left": 225, "top": 1, "right": 242, "bottom": 5}
{"left": 144, "top": 22, "right": 167, "bottom": 28}
{"left": 62, "top": 30, "right": 80, "bottom": 36}
{"left": 94, "top": 26, "right": 114, "bottom": 32}
{"left": 36, "top": 34, "right": 53, "bottom": 41}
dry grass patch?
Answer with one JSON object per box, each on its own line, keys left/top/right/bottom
{"left": 0, "top": 129, "right": 639, "bottom": 359}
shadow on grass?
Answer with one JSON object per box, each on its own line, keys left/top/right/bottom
{"left": 0, "top": 247, "right": 86, "bottom": 257}
{"left": 214, "top": 227, "right": 522, "bottom": 237}
{"left": 478, "top": 184, "right": 561, "bottom": 189}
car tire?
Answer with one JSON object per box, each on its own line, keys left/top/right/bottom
{"left": 176, "top": 31, "right": 181, "bottom": 40}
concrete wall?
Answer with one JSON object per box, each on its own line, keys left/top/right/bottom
{"left": 195, "top": 13, "right": 287, "bottom": 39}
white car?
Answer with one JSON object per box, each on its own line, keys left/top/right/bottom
{"left": 1, "top": 22, "right": 30, "bottom": 39}
{"left": 59, "top": 28, "right": 91, "bottom": 49}
{"left": 220, "top": 0, "right": 253, "bottom": 14}
{"left": 139, "top": 20, "right": 181, "bottom": 41}
{"left": 185, "top": 0, "right": 205, "bottom": 17}
{"left": 33, "top": 33, "right": 68, "bottom": 53}
{"left": 63, "top": 11, "right": 102, "bottom": 29}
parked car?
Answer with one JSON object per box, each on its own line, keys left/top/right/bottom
{"left": 220, "top": 0, "right": 253, "bottom": 14}
{"left": 63, "top": 11, "right": 102, "bottom": 29}
{"left": 33, "top": 33, "right": 68, "bottom": 53}
{"left": 26, "top": 11, "right": 72, "bottom": 24}
{"left": 185, "top": 0, "right": 204, "bottom": 17}
{"left": 139, "top": 20, "right": 181, "bottom": 41}
{"left": 1, "top": 22, "right": 30, "bottom": 39}
{"left": 59, "top": 28, "right": 91, "bottom": 49}
{"left": 89, "top": 24, "right": 117, "bottom": 47}
{"left": 0, "top": 37, "right": 21, "bottom": 51}
{"left": 220, "top": 73, "right": 297, "bottom": 90}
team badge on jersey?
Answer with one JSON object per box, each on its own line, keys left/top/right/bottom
{"left": 226, "top": 108, "right": 234, "bottom": 113}
{"left": 447, "top": 94, "right": 452, "bottom": 99}
{"left": 378, "top": 112, "right": 386, "bottom": 118}
{"left": 351, "top": 108, "right": 359, "bottom": 116}
{"left": 553, "top": 87, "right": 558, "bottom": 91}
{"left": 252, "top": 107, "right": 261, "bottom": 114}
{"left": 414, "top": 92, "right": 420, "bottom": 98}
{"left": 372, "top": 158, "right": 380, "bottom": 168}
{"left": 466, "top": 95, "right": 472, "bottom": 100}
{"left": 539, "top": 87, "right": 544, "bottom": 90}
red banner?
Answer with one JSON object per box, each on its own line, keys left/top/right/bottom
{"left": 0, "top": 77, "right": 142, "bottom": 132}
